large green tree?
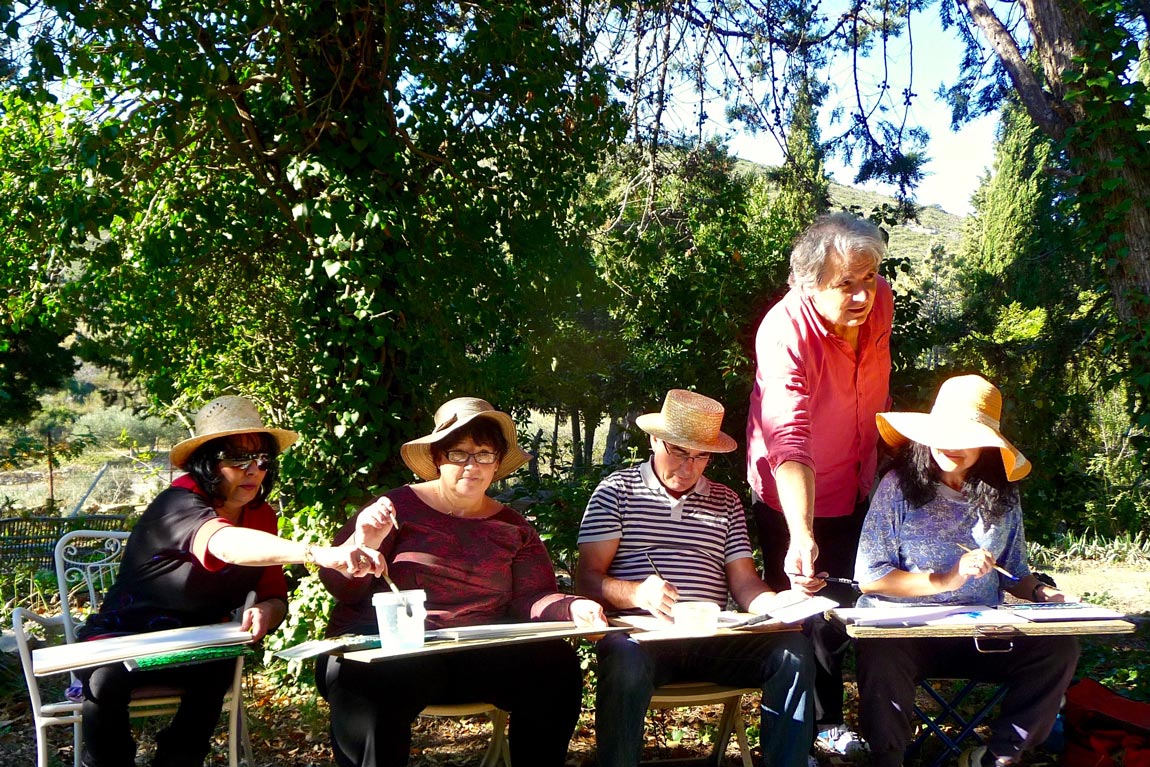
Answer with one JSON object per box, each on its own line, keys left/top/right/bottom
{"left": 0, "top": 92, "right": 77, "bottom": 425}
{"left": 2, "top": 1, "right": 619, "bottom": 511}
{"left": 567, "top": 138, "right": 800, "bottom": 488}
{"left": 944, "top": 0, "right": 1150, "bottom": 444}
{"left": 591, "top": 0, "right": 1150, "bottom": 459}
{"left": 946, "top": 97, "right": 1127, "bottom": 536}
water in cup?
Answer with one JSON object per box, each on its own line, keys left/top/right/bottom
{"left": 372, "top": 589, "right": 427, "bottom": 651}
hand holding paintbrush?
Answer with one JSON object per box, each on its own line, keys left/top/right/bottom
{"left": 955, "top": 543, "right": 1016, "bottom": 579}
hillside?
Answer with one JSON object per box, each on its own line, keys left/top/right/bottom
{"left": 734, "top": 160, "right": 968, "bottom": 294}
{"left": 828, "top": 179, "right": 966, "bottom": 266}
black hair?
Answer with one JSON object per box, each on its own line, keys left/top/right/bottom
{"left": 890, "top": 441, "right": 1018, "bottom": 522}
{"left": 429, "top": 418, "right": 509, "bottom": 466}
{"left": 183, "top": 432, "right": 280, "bottom": 505}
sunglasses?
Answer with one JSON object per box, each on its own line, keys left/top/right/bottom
{"left": 215, "top": 452, "right": 272, "bottom": 471}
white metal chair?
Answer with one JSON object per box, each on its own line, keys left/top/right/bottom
{"left": 12, "top": 607, "right": 80, "bottom": 767}
{"left": 420, "top": 702, "right": 511, "bottom": 767}
{"left": 10, "top": 528, "right": 254, "bottom": 767}
{"left": 645, "top": 682, "right": 756, "bottom": 767}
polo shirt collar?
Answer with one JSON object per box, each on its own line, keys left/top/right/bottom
{"left": 639, "top": 458, "right": 711, "bottom": 520}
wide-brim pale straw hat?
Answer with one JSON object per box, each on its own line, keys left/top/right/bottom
{"left": 635, "top": 389, "right": 738, "bottom": 454}
{"left": 876, "top": 374, "right": 1031, "bottom": 482}
{"left": 400, "top": 397, "right": 532, "bottom": 482}
{"left": 169, "top": 395, "right": 299, "bottom": 470}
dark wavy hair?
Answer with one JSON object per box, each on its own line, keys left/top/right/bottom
{"left": 890, "top": 441, "right": 1018, "bottom": 522}
{"left": 183, "top": 433, "right": 280, "bottom": 505}
{"left": 429, "top": 418, "right": 508, "bottom": 466}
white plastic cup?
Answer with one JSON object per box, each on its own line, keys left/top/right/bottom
{"left": 671, "top": 601, "right": 720, "bottom": 635}
{"left": 372, "top": 589, "right": 427, "bottom": 651}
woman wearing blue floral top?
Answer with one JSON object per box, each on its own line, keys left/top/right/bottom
{"left": 853, "top": 375, "right": 1079, "bottom": 767}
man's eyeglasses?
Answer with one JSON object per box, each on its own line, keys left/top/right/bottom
{"left": 443, "top": 450, "right": 500, "bottom": 466}
{"left": 662, "top": 442, "right": 711, "bottom": 465}
{"left": 216, "top": 452, "right": 272, "bottom": 471}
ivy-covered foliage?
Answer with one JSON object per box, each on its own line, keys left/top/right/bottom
{"left": 1, "top": 1, "right": 622, "bottom": 517}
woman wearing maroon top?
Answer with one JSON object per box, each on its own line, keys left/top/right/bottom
{"left": 76, "top": 396, "right": 384, "bottom": 767}
{"left": 317, "top": 396, "right": 606, "bottom": 767}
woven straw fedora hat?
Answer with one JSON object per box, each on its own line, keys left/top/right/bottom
{"left": 876, "top": 374, "right": 1031, "bottom": 481}
{"left": 400, "top": 397, "right": 531, "bottom": 482}
{"left": 635, "top": 389, "right": 737, "bottom": 454}
{"left": 169, "top": 396, "right": 299, "bottom": 470}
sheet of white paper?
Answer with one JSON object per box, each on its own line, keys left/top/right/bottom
{"left": 1002, "top": 602, "right": 1125, "bottom": 621}
{"left": 274, "top": 635, "right": 381, "bottom": 661}
{"left": 767, "top": 595, "right": 839, "bottom": 624}
{"left": 33, "top": 623, "right": 252, "bottom": 676}
{"left": 426, "top": 621, "right": 576, "bottom": 641}
{"left": 832, "top": 605, "right": 1025, "bottom": 628}
{"left": 921, "top": 608, "right": 1030, "bottom": 625}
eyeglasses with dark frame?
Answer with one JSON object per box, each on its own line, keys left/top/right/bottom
{"left": 443, "top": 450, "right": 500, "bottom": 466}
{"left": 216, "top": 452, "right": 272, "bottom": 471}
{"left": 661, "top": 441, "right": 712, "bottom": 465}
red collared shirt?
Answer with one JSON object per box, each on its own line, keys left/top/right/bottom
{"left": 746, "top": 276, "right": 893, "bottom": 518}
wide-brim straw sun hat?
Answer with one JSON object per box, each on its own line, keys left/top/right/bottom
{"left": 635, "top": 389, "right": 738, "bottom": 454}
{"left": 169, "top": 395, "right": 299, "bottom": 470}
{"left": 876, "top": 374, "right": 1031, "bottom": 482}
{"left": 400, "top": 397, "right": 532, "bottom": 482}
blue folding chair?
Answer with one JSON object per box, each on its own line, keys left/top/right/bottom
{"left": 904, "top": 679, "right": 1008, "bottom": 767}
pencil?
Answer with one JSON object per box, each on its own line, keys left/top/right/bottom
{"left": 644, "top": 552, "right": 665, "bottom": 580}
{"left": 955, "top": 543, "right": 1015, "bottom": 579}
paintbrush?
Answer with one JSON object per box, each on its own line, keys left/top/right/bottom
{"left": 955, "top": 543, "right": 1015, "bottom": 579}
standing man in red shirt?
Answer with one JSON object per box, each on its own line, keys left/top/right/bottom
{"left": 746, "top": 212, "right": 893, "bottom": 754}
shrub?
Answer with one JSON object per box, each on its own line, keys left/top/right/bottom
{"left": 72, "top": 407, "right": 184, "bottom": 450}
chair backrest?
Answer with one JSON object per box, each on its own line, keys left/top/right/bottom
{"left": 54, "top": 530, "right": 132, "bottom": 644}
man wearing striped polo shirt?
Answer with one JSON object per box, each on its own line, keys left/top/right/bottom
{"left": 576, "top": 389, "right": 815, "bottom": 767}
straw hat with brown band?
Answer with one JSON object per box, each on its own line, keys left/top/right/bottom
{"left": 169, "top": 396, "right": 299, "bottom": 470}
{"left": 875, "top": 374, "right": 1031, "bottom": 482}
{"left": 400, "top": 397, "right": 532, "bottom": 481}
{"left": 635, "top": 389, "right": 738, "bottom": 454}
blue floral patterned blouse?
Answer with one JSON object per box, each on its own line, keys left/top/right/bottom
{"left": 853, "top": 470, "right": 1031, "bottom": 607}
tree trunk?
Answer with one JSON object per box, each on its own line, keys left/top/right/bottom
{"left": 604, "top": 415, "right": 626, "bottom": 464}
{"left": 582, "top": 411, "right": 598, "bottom": 469}
{"left": 570, "top": 412, "right": 584, "bottom": 471}
{"left": 604, "top": 411, "right": 642, "bottom": 464}
{"left": 551, "top": 411, "right": 560, "bottom": 475}
{"left": 959, "top": 0, "right": 1150, "bottom": 421}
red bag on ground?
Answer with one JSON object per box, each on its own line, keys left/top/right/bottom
{"left": 1062, "top": 678, "right": 1150, "bottom": 767}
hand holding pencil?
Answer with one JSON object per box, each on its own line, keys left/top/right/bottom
{"left": 955, "top": 543, "right": 1015, "bottom": 580}
{"left": 638, "top": 551, "right": 679, "bottom": 621}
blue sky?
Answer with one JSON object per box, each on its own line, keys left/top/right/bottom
{"left": 724, "top": 10, "right": 999, "bottom": 218}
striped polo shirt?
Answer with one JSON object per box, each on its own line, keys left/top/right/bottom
{"left": 578, "top": 459, "right": 753, "bottom": 608}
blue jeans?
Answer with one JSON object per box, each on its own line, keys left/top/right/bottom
{"left": 595, "top": 630, "right": 815, "bottom": 767}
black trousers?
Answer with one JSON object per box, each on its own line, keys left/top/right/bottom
{"left": 753, "top": 500, "right": 867, "bottom": 726}
{"left": 858, "top": 635, "right": 1079, "bottom": 767}
{"left": 75, "top": 658, "right": 236, "bottom": 767}
{"left": 316, "top": 638, "right": 584, "bottom": 767}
